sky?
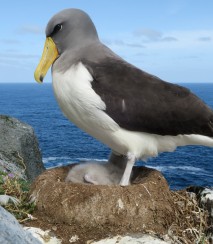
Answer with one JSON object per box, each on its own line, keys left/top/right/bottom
{"left": 0, "top": 0, "right": 213, "bottom": 83}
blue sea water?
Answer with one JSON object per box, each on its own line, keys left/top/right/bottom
{"left": 0, "top": 83, "right": 212, "bottom": 189}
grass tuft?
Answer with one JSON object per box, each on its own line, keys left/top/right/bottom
{"left": 0, "top": 171, "right": 36, "bottom": 223}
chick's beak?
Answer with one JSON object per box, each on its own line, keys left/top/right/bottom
{"left": 34, "top": 37, "right": 59, "bottom": 83}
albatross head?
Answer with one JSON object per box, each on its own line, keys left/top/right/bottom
{"left": 34, "top": 8, "right": 99, "bottom": 83}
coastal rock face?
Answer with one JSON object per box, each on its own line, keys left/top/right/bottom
{"left": 0, "top": 206, "right": 41, "bottom": 244}
{"left": 0, "top": 115, "right": 45, "bottom": 181}
{"left": 0, "top": 152, "right": 26, "bottom": 179}
{"left": 30, "top": 165, "right": 176, "bottom": 241}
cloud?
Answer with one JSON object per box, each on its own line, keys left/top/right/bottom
{"left": 0, "top": 39, "right": 20, "bottom": 44}
{"left": 134, "top": 29, "right": 162, "bottom": 41}
{"left": 133, "top": 28, "right": 178, "bottom": 43}
{"left": 103, "top": 29, "right": 213, "bottom": 60}
{"left": 0, "top": 52, "right": 40, "bottom": 60}
{"left": 0, "top": 51, "right": 40, "bottom": 73}
{"left": 126, "top": 43, "right": 145, "bottom": 48}
{"left": 197, "top": 37, "right": 212, "bottom": 42}
{"left": 161, "top": 36, "right": 178, "bottom": 42}
{"left": 17, "top": 25, "right": 44, "bottom": 35}
{"left": 102, "top": 38, "right": 145, "bottom": 48}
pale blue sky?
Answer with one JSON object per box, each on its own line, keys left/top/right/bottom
{"left": 1, "top": 0, "right": 213, "bottom": 83}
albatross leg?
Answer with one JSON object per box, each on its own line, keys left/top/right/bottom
{"left": 119, "top": 152, "right": 136, "bottom": 186}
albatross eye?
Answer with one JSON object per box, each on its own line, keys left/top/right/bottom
{"left": 51, "top": 24, "right": 62, "bottom": 36}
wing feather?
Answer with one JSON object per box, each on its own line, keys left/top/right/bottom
{"left": 82, "top": 57, "right": 213, "bottom": 137}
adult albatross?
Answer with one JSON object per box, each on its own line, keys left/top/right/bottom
{"left": 34, "top": 9, "right": 213, "bottom": 186}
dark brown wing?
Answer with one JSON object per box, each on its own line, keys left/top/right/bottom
{"left": 82, "top": 57, "right": 213, "bottom": 137}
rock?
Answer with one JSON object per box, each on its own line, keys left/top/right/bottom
{"left": 30, "top": 165, "right": 176, "bottom": 238}
{"left": 0, "top": 152, "right": 26, "bottom": 179}
{"left": 0, "top": 194, "right": 20, "bottom": 206}
{"left": 187, "top": 186, "right": 213, "bottom": 220}
{"left": 24, "top": 227, "right": 62, "bottom": 244}
{"left": 88, "top": 234, "right": 170, "bottom": 244}
{"left": 0, "top": 206, "right": 41, "bottom": 244}
{"left": 0, "top": 115, "right": 45, "bottom": 181}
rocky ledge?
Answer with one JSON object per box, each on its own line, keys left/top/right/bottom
{"left": 0, "top": 115, "right": 212, "bottom": 244}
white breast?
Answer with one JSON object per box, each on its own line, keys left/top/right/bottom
{"left": 52, "top": 62, "right": 118, "bottom": 132}
{"left": 52, "top": 62, "right": 125, "bottom": 153}
{"left": 52, "top": 62, "right": 213, "bottom": 159}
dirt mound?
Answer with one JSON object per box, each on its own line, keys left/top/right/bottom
{"left": 29, "top": 166, "right": 175, "bottom": 242}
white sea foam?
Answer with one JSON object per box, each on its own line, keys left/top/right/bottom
{"left": 145, "top": 165, "right": 204, "bottom": 173}
{"left": 43, "top": 156, "right": 71, "bottom": 164}
{"left": 45, "top": 162, "right": 75, "bottom": 169}
{"left": 43, "top": 156, "right": 108, "bottom": 169}
{"left": 76, "top": 158, "right": 108, "bottom": 162}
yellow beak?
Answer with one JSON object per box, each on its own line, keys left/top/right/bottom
{"left": 34, "top": 37, "right": 59, "bottom": 83}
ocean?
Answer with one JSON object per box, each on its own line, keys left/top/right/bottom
{"left": 0, "top": 83, "right": 212, "bottom": 189}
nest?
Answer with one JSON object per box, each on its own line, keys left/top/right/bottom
{"left": 28, "top": 166, "right": 211, "bottom": 244}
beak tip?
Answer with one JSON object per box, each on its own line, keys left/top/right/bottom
{"left": 34, "top": 71, "right": 44, "bottom": 83}
{"left": 39, "top": 75, "right": 44, "bottom": 83}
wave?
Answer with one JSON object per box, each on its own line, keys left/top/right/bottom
{"left": 42, "top": 156, "right": 108, "bottom": 169}
{"left": 145, "top": 165, "right": 203, "bottom": 171}
{"left": 144, "top": 165, "right": 213, "bottom": 176}
{"left": 43, "top": 156, "right": 71, "bottom": 164}
{"left": 43, "top": 157, "right": 212, "bottom": 178}
{"left": 76, "top": 157, "right": 108, "bottom": 162}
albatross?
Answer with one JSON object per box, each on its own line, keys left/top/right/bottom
{"left": 34, "top": 9, "right": 213, "bottom": 186}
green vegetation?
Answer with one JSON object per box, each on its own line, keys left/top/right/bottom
{"left": 0, "top": 171, "right": 36, "bottom": 223}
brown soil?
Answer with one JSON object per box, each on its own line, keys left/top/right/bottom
{"left": 24, "top": 166, "right": 210, "bottom": 244}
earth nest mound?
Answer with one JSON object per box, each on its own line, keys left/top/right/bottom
{"left": 30, "top": 166, "right": 176, "bottom": 240}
